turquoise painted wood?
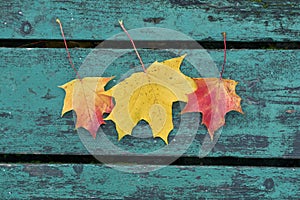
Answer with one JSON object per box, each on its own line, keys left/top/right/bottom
{"left": 1, "top": 48, "right": 299, "bottom": 158}
{"left": 1, "top": 0, "right": 300, "bottom": 199}
{"left": 0, "top": 0, "right": 299, "bottom": 41}
{"left": 0, "top": 164, "right": 299, "bottom": 199}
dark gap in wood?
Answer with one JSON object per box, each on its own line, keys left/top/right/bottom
{"left": 1, "top": 39, "right": 300, "bottom": 49}
{"left": 0, "top": 154, "right": 299, "bottom": 167}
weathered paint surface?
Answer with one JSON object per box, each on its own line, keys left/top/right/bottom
{"left": 0, "top": 48, "right": 299, "bottom": 158}
{"left": 0, "top": 0, "right": 299, "bottom": 41}
{"left": 1, "top": 1, "right": 299, "bottom": 198}
{"left": 0, "top": 164, "right": 299, "bottom": 199}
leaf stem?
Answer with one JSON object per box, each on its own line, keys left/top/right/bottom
{"left": 220, "top": 32, "right": 226, "bottom": 79}
{"left": 56, "top": 18, "right": 81, "bottom": 79}
{"left": 119, "top": 20, "right": 146, "bottom": 73}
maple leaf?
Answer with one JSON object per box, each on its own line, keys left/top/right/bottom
{"left": 103, "top": 55, "right": 196, "bottom": 144}
{"left": 182, "top": 78, "right": 243, "bottom": 139}
{"left": 60, "top": 77, "right": 114, "bottom": 138}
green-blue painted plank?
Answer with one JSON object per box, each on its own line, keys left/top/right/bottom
{"left": 0, "top": 48, "right": 299, "bottom": 158}
{"left": 0, "top": 0, "right": 299, "bottom": 41}
{"left": 0, "top": 164, "right": 299, "bottom": 199}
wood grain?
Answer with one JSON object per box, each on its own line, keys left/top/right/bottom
{"left": 1, "top": 1, "right": 299, "bottom": 199}
{"left": 0, "top": 164, "right": 299, "bottom": 199}
{"left": 1, "top": 48, "right": 299, "bottom": 158}
{"left": 0, "top": 0, "right": 299, "bottom": 41}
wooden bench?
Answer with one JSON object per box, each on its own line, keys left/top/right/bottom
{"left": 1, "top": 0, "right": 299, "bottom": 198}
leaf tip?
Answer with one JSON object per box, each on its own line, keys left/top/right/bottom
{"left": 208, "top": 130, "right": 214, "bottom": 141}
{"left": 91, "top": 132, "right": 97, "bottom": 139}
{"left": 101, "top": 89, "right": 113, "bottom": 97}
{"left": 60, "top": 111, "right": 66, "bottom": 117}
{"left": 155, "top": 136, "right": 169, "bottom": 145}
{"left": 163, "top": 138, "right": 169, "bottom": 145}
{"left": 238, "top": 107, "right": 244, "bottom": 115}
{"left": 117, "top": 131, "right": 129, "bottom": 141}
{"left": 181, "top": 54, "right": 187, "bottom": 58}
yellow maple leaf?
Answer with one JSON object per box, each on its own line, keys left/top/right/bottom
{"left": 103, "top": 55, "right": 196, "bottom": 144}
{"left": 60, "top": 77, "right": 114, "bottom": 138}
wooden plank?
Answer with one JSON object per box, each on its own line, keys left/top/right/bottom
{"left": 0, "top": 164, "right": 299, "bottom": 199}
{"left": 0, "top": 48, "right": 299, "bottom": 158}
{"left": 0, "top": 0, "right": 299, "bottom": 41}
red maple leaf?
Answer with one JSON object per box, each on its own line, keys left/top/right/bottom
{"left": 182, "top": 78, "right": 243, "bottom": 139}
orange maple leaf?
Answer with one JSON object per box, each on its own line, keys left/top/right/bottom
{"left": 59, "top": 77, "right": 114, "bottom": 138}
{"left": 182, "top": 78, "right": 243, "bottom": 139}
